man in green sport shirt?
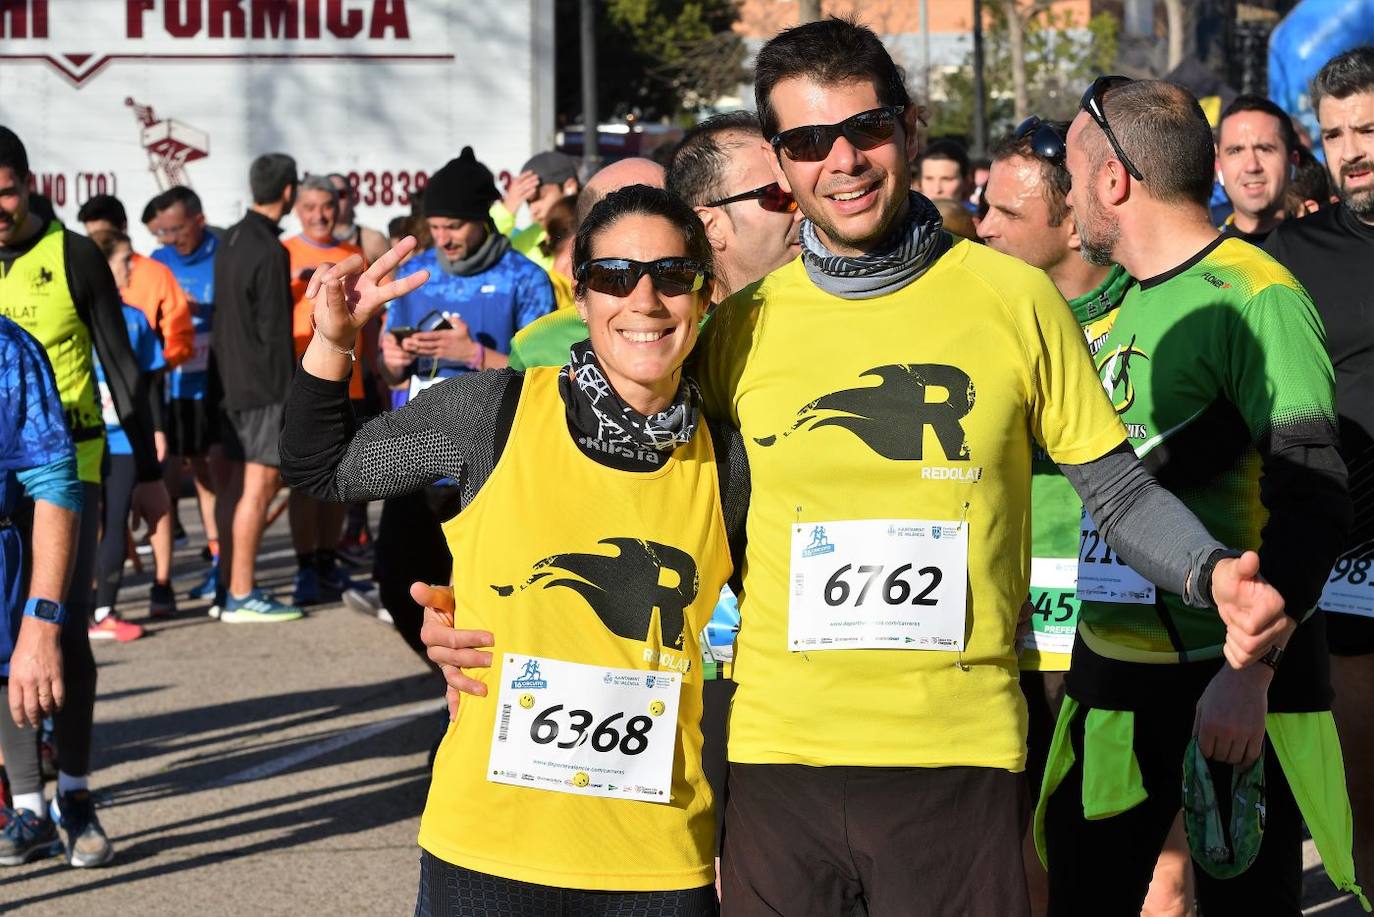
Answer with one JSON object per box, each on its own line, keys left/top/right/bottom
{"left": 1039, "top": 79, "right": 1359, "bottom": 915}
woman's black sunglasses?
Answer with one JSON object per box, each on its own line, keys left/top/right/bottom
{"left": 1080, "top": 75, "right": 1144, "bottom": 181}
{"left": 576, "top": 258, "right": 709, "bottom": 298}
{"left": 770, "top": 106, "right": 905, "bottom": 163}
{"left": 705, "top": 182, "right": 798, "bottom": 213}
{"left": 1014, "top": 116, "right": 1067, "bottom": 166}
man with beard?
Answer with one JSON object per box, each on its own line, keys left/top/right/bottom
{"left": 690, "top": 21, "right": 1299, "bottom": 915}
{"left": 1040, "top": 77, "right": 1359, "bottom": 915}
{"left": 1265, "top": 44, "right": 1374, "bottom": 897}
{"left": 1217, "top": 96, "right": 1300, "bottom": 244}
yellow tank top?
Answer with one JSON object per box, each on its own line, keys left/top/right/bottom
{"left": 421, "top": 366, "right": 732, "bottom": 891}
{"left": 0, "top": 220, "right": 104, "bottom": 482}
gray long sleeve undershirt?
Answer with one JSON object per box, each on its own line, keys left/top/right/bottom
{"left": 1061, "top": 442, "right": 1224, "bottom": 608}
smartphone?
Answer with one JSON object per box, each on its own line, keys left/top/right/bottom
{"left": 389, "top": 326, "right": 416, "bottom": 343}
{"left": 418, "top": 310, "right": 453, "bottom": 332}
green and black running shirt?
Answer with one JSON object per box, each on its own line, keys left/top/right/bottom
{"left": 1024, "top": 264, "right": 1133, "bottom": 671}
{"left": 1070, "top": 237, "right": 1345, "bottom": 707}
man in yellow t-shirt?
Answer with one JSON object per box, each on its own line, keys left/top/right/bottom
{"left": 695, "top": 21, "right": 1293, "bottom": 916}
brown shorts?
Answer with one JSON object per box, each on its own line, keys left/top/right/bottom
{"left": 721, "top": 763, "right": 1030, "bottom": 917}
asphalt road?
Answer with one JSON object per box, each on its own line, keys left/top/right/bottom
{"left": 0, "top": 509, "right": 1365, "bottom": 915}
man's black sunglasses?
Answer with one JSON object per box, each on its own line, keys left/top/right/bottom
{"left": 705, "top": 182, "right": 798, "bottom": 213}
{"left": 576, "top": 258, "right": 710, "bottom": 298}
{"left": 1014, "top": 116, "right": 1067, "bottom": 166}
{"left": 770, "top": 106, "right": 905, "bottom": 163}
{"left": 1080, "top": 75, "right": 1144, "bottom": 181}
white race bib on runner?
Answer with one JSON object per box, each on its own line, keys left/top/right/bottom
{"left": 1077, "top": 510, "right": 1155, "bottom": 604}
{"left": 488, "top": 654, "right": 681, "bottom": 803}
{"left": 181, "top": 330, "right": 212, "bottom": 374}
{"left": 1319, "top": 554, "right": 1374, "bottom": 618}
{"left": 98, "top": 380, "right": 119, "bottom": 427}
{"left": 787, "top": 519, "right": 968, "bottom": 651}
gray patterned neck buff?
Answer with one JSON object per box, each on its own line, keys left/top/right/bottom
{"left": 560, "top": 339, "right": 701, "bottom": 466}
{"left": 799, "top": 191, "right": 950, "bottom": 299}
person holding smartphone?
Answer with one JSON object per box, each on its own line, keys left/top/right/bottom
{"left": 370, "top": 147, "right": 554, "bottom": 659}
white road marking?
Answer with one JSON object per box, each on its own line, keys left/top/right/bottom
{"left": 216, "top": 698, "right": 445, "bottom": 786}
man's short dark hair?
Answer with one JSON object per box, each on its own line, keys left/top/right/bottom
{"left": 1219, "top": 95, "right": 1299, "bottom": 154}
{"left": 157, "top": 185, "right": 204, "bottom": 218}
{"left": 1311, "top": 46, "right": 1374, "bottom": 113}
{"left": 1092, "top": 80, "right": 1215, "bottom": 207}
{"left": 249, "top": 153, "right": 298, "bottom": 205}
{"left": 667, "top": 111, "right": 762, "bottom": 207}
{"left": 919, "top": 139, "right": 972, "bottom": 178}
{"left": 77, "top": 194, "right": 128, "bottom": 230}
{"left": 0, "top": 126, "right": 29, "bottom": 178}
{"left": 754, "top": 17, "right": 911, "bottom": 142}
{"left": 990, "top": 121, "right": 1072, "bottom": 226}
{"left": 140, "top": 192, "right": 165, "bottom": 225}
{"left": 1288, "top": 144, "right": 1332, "bottom": 209}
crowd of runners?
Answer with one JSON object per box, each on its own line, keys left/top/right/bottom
{"left": 2, "top": 16, "right": 1374, "bottom": 917}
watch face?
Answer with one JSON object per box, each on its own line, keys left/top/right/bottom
{"left": 33, "top": 599, "right": 60, "bottom": 621}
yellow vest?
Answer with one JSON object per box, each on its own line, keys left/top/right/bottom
{"left": 0, "top": 220, "right": 104, "bottom": 482}
{"left": 421, "top": 366, "right": 731, "bottom": 891}
{"left": 698, "top": 243, "right": 1125, "bottom": 771}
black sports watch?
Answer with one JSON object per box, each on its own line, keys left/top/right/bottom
{"left": 1198, "top": 548, "right": 1244, "bottom": 607}
{"left": 1259, "top": 644, "right": 1285, "bottom": 671}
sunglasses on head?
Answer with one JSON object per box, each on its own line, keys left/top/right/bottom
{"left": 705, "top": 182, "right": 798, "bottom": 213}
{"left": 1080, "top": 75, "right": 1144, "bottom": 181}
{"left": 577, "top": 258, "right": 709, "bottom": 298}
{"left": 1014, "top": 116, "right": 1067, "bottom": 166}
{"left": 771, "top": 105, "right": 906, "bottom": 163}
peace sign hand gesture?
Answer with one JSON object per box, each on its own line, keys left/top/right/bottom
{"left": 306, "top": 235, "right": 431, "bottom": 353}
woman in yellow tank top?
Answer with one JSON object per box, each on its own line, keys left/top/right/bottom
{"left": 281, "top": 186, "right": 747, "bottom": 917}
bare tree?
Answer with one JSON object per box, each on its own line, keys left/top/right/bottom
{"left": 1003, "top": 0, "right": 1054, "bottom": 124}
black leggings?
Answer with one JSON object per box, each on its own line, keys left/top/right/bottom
{"left": 0, "top": 483, "right": 100, "bottom": 793}
{"left": 376, "top": 488, "right": 459, "bottom": 664}
{"left": 95, "top": 453, "right": 138, "bottom": 609}
{"left": 415, "top": 853, "right": 719, "bottom": 917}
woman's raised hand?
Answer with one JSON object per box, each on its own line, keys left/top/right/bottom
{"left": 307, "top": 235, "right": 430, "bottom": 351}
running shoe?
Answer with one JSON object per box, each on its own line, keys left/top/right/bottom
{"left": 318, "top": 564, "right": 362, "bottom": 599}
{"left": 293, "top": 568, "right": 321, "bottom": 606}
{"left": 188, "top": 562, "right": 219, "bottom": 600}
{"left": 89, "top": 613, "right": 145, "bottom": 642}
{"left": 149, "top": 582, "right": 177, "bottom": 619}
{"left": 335, "top": 529, "right": 374, "bottom": 568}
{"left": 0, "top": 808, "right": 61, "bottom": 866}
{"left": 219, "top": 588, "right": 304, "bottom": 623}
{"left": 51, "top": 791, "right": 114, "bottom": 868}
{"left": 208, "top": 585, "right": 226, "bottom": 620}
{"left": 342, "top": 587, "right": 390, "bottom": 622}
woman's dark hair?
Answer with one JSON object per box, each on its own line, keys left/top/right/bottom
{"left": 573, "top": 184, "right": 713, "bottom": 297}
{"left": 87, "top": 228, "right": 132, "bottom": 260}
{"left": 754, "top": 18, "right": 911, "bottom": 141}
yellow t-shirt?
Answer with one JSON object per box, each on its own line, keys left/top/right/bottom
{"left": 420, "top": 366, "right": 732, "bottom": 890}
{"left": 697, "top": 240, "right": 1126, "bottom": 770}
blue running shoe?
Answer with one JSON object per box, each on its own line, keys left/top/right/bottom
{"left": 50, "top": 791, "right": 114, "bottom": 868}
{"left": 220, "top": 588, "right": 304, "bottom": 623}
{"left": 188, "top": 562, "right": 219, "bottom": 600}
{"left": 317, "top": 564, "right": 363, "bottom": 599}
{"left": 0, "top": 808, "right": 62, "bottom": 866}
{"left": 293, "top": 568, "right": 321, "bottom": 606}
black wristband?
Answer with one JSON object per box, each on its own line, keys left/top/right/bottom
{"left": 1199, "top": 547, "right": 1245, "bottom": 608}
{"left": 1259, "top": 644, "right": 1284, "bottom": 671}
